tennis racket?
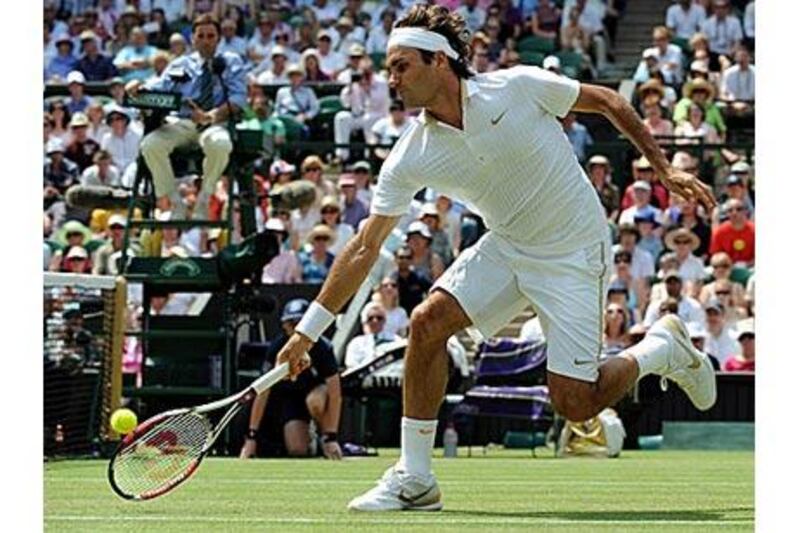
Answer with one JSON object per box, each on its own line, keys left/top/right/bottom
{"left": 107, "top": 361, "right": 289, "bottom": 501}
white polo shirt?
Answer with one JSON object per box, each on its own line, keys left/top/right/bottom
{"left": 372, "top": 66, "right": 607, "bottom": 254}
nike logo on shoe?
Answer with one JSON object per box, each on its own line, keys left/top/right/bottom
{"left": 398, "top": 485, "right": 436, "bottom": 505}
{"left": 490, "top": 110, "right": 508, "bottom": 125}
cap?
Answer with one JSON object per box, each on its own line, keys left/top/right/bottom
{"left": 69, "top": 112, "right": 89, "bottom": 128}
{"left": 286, "top": 63, "right": 303, "bottom": 76}
{"left": 632, "top": 180, "right": 652, "bottom": 191}
{"left": 320, "top": 195, "right": 341, "bottom": 211}
{"left": 588, "top": 154, "right": 610, "bottom": 167}
{"left": 338, "top": 173, "right": 357, "bottom": 187}
{"left": 704, "top": 298, "right": 724, "bottom": 313}
{"left": 633, "top": 211, "right": 660, "bottom": 226}
{"left": 607, "top": 279, "right": 628, "bottom": 294}
{"left": 66, "top": 246, "right": 89, "bottom": 260}
{"left": 307, "top": 224, "right": 336, "bottom": 244}
{"left": 108, "top": 76, "right": 125, "bottom": 86}
{"left": 664, "top": 270, "right": 683, "bottom": 282}
{"left": 46, "top": 138, "right": 65, "bottom": 154}
{"left": 389, "top": 99, "right": 404, "bottom": 111}
{"left": 271, "top": 45, "right": 288, "bottom": 58}
{"left": 66, "top": 71, "right": 86, "bottom": 85}
{"left": 55, "top": 34, "right": 74, "bottom": 46}
{"left": 281, "top": 298, "right": 310, "bottom": 323}
{"left": 686, "top": 322, "right": 708, "bottom": 340}
{"left": 107, "top": 214, "right": 127, "bottom": 228}
{"left": 420, "top": 203, "right": 439, "bottom": 217}
{"left": 79, "top": 30, "right": 97, "bottom": 42}
{"left": 643, "top": 48, "right": 659, "bottom": 60}
{"left": 726, "top": 174, "right": 743, "bottom": 186}
{"left": 316, "top": 29, "right": 332, "bottom": 41}
{"left": 737, "top": 318, "right": 755, "bottom": 338}
{"left": 634, "top": 156, "right": 653, "bottom": 170}
{"left": 348, "top": 43, "right": 366, "bottom": 57}
{"left": 731, "top": 161, "right": 751, "bottom": 173}
{"left": 406, "top": 220, "right": 432, "bottom": 240}
{"left": 265, "top": 217, "right": 287, "bottom": 233}
{"left": 337, "top": 16, "right": 354, "bottom": 27}
{"left": 543, "top": 55, "right": 560, "bottom": 70}
{"left": 351, "top": 160, "right": 371, "bottom": 173}
{"left": 269, "top": 159, "right": 296, "bottom": 177}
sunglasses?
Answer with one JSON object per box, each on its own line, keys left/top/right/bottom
{"left": 304, "top": 167, "right": 322, "bottom": 172}
{"left": 716, "top": 290, "right": 731, "bottom": 295}
{"left": 395, "top": 255, "right": 412, "bottom": 260}
{"left": 381, "top": 282, "right": 397, "bottom": 288}
{"left": 367, "top": 315, "right": 385, "bottom": 322}
{"left": 674, "top": 239, "right": 692, "bottom": 245}
{"left": 66, "top": 232, "right": 83, "bottom": 238}
{"left": 606, "top": 308, "right": 624, "bottom": 315}
{"left": 614, "top": 257, "right": 631, "bottom": 264}
{"left": 321, "top": 208, "right": 339, "bottom": 214}
{"left": 712, "top": 264, "right": 731, "bottom": 269}
{"left": 314, "top": 236, "right": 330, "bottom": 241}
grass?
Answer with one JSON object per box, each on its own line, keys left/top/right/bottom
{"left": 44, "top": 449, "right": 754, "bottom": 532}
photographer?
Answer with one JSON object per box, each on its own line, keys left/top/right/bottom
{"left": 333, "top": 56, "right": 390, "bottom": 164}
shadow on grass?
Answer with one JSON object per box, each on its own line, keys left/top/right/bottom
{"left": 446, "top": 507, "right": 754, "bottom": 522}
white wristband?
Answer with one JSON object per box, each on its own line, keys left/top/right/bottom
{"left": 295, "top": 301, "right": 335, "bottom": 343}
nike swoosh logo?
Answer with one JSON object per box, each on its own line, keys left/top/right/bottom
{"left": 490, "top": 109, "right": 508, "bottom": 125}
{"left": 573, "top": 359, "right": 596, "bottom": 366}
{"left": 398, "top": 485, "right": 435, "bottom": 504}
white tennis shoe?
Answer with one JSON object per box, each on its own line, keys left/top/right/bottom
{"left": 347, "top": 465, "right": 442, "bottom": 512}
{"left": 648, "top": 314, "right": 717, "bottom": 411}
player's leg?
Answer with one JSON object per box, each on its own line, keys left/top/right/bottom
{"left": 197, "top": 124, "right": 233, "bottom": 216}
{"left": 283, "top": 420, "right": 310, "bottom": 457}
{"left": 305, "top": 383, "right": 327, "bottom": 421}
{"left": 140, "top": 119, "right": 197, "bottom": 214}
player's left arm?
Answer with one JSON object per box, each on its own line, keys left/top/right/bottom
{"left": 571, "top": 84, "right": 716, "bottom": 212}
{"left": 320, "top": 373, "right": 342, "bottom": 460}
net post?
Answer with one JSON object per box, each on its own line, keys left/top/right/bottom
{"left": 104, "top": 276, "right": 127, "bottom": 440}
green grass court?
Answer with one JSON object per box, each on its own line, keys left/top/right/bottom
{"left": 44, "top": 449, "right": 754, "bottom": 532}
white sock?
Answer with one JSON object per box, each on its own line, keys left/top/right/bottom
{"left": 398, "top": 417, "right": 437, "bottom": 477}
{"left": 626, "top": 332, "right": 672, "bottom": 378}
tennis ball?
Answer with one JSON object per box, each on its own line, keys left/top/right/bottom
{"left": 111, "top": 408, "right": 138, "bottom": 434}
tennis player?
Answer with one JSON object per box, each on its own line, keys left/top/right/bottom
{"left": 278, "top": 4, "right": 718, "bottom": 512}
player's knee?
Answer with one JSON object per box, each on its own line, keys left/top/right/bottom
{"left": 408, "top": 305, "right": 448, "bottom": 348}
{"left": 285, "top": 443, "right": 309, "bottom": 457}
{"left": 140, "top": 134, "right": 165, "bottom": 157}
{"left": 204, "top": 137, "right": 233, "bottom": 155}
{"left": 305, "top": 392, "right": 325, "bottom": 417}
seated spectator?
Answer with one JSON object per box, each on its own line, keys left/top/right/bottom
{"left": 338, "top": 174, "right": 369, "bottom": 230}
{"left": 371, "top": 99, "right": 412, "bottom": 161}
{"left": 315, "top": 30, "right": 346, "bottom": 78}
{"left": 300, "top": 156, "right": 337, "bottom": 210}
{"left": 46, "top": 35, "right": 77, "bottom": 82}
{"left": 100, "top": 106, "right": 140, "bottom": 177}
{"left": 434, "top": 193, "right": 462, "bottom": 257}
{"left": 603, "top": 302, "right": 631, "bottom": 355}
{"left": 148, "top": 51, "right": 171, "bottom": 82}
{"left": 643, "top": 270, "right": 705, "bottom": 327}
{"left": 607, "top": 276, "right": 638, "bottom": 323}
{"left": 664, "top": 226, "right": 707, "bottom": 288}
{"left": 709, "top": 199, "right": 755, "bottom": 268}
{"left": 471, "top": 41, "right": 493, "bottom": 74}
{"left": 700, "top": 0, "right": 743, "bottom": 61}
{"left": 319, "top": 196, "right": 354, "bottom": 256}
{"left": 614, "top": 222, "right": 655, "bottom": 296}
{"left": 85, "top": 100, "right": 110, "bottom": 144}
{"left": 372, "top": 277, "right": 410, "bottom": 338}
{"left": 720, "top": 47, "right": 755, "bottom": 104}
{"left": 743, "top": 1, "right": 755, "bottom": 51}
{"left": 366, "top": 9, "right": 396, "bottom": 55}
{"left": 60, "top": 245, "right": 92, "bottom": 274}
{"left": 641, "top": 102, "right": 674, "bottom": 141}
{"left": 619, "top": 180, "right": 664, "bottom": 226}
{"left": 700, "top": 277, "right": 747, "bottom": 325}
{"left": 634, "top": 211, "right": 664, "bottom": 261}
{"left": 560, "top": 6, "right": 590, "bottom": 55}
{"left": 530, "top": 0, "right": 561, "bottom": 40}
{"left": 239, "top": 298, "right": 342, "bottom": 459}
{"left": 562, "top": 112, "right": 593, "bottom": 164}
{"left": 247, "top": 14, "right": 276, "bottom": 65}
{"left": 217, "top": 18, "right": 247, "bottom": 58}
{"left": 336, "top": 43, "right": 367, "bottom": 84}
{"left": 298, "top": 224, "right": 336, "bottom": 284}
{"left": 49, "top": 220, "right": 93, "bottom": 271}
{"left": 345, "top": 302, "right": 402, "bottom": 369}
{"left": 650, "top": 251, "right": 680, "bottom": 303}
{"left": 665, "top": 0, "right": 707, "bottom": 40}
{"left": 686, "top": 321, "right": 720, "bottom": 370}
{"left": 334, "top": 56, "right": 390, "bottom": 163}
{"left": 642, "top": 26, "right": 685, "bottom": 85}
{"left": 586, "top": 155, "right": 620, "bottom": 221}
{"left": 301, "top": 49, "right": 331, "bottom": 82}
{"left": 44, "top": 139, "right": 79, "bottom": 194}
{"left": 47, "top": 100, "right": 72, "bottom": 145}
{"left": 350, "top": 161, "right": 374, "bottom": 208}
{"left": 724, "top": 318, "right": 755, "bottom": 372}
{"left": 80, "top": 150, "right": 121, "bottom": 188}
{"left": 673, "top": 78, "right": 727, "bottom": 139}
{"left": 667, "top": 197, "right": 711, "bottom": 259}
{"left": 65, "top": 113, "right": 100, "bottom": 172}
{"left": 456, "top": 0, "right": 488, "bottom": 34}
{"left": 703, "top": 298, "right": 741, "bottom": 365}
{"left": 92, "top": 214, "right": 135, "bottom": 275}
{"left": 64, "top": 71, "right": 91, "bottom": 115}
{"left": 674, "top": 103, "right": 721, "bottom": 146}
{"left": 405, "top": 221, "right": 445, "bottom": 283}
{"left": 274, "top": 64, "right": 320, "bottom": 128}
{"left": 332, "top": 17, "right": 366, "bottom": 58}
{"left": 717, "top": 173, "right": 754, "bottom": 222}
{"left": 419, "top": 203, "right": 454, "bottom": 267}
{"left": 390, "top": 245, "right": 432, "bottom": 316}
{"left": 562, "top": 0, "right": 609, "bottom": 72}
{"left": 482, "top": 17, "right": 506, "bottom": 64}
{"left": 169, "top": 33, "right": 189, "bottom": 58}
{"left": 262, "top": 218, "right": 302, "bottom": 284}
{"left": 113, "top": 26, "right": 157, "bottom": 82}
{"left": 621, "top": 156, "right": 669, "bottom": 211}
{"left": 255, "top": 46, "right": 290, "bottom": 85}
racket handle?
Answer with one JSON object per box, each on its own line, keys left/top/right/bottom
{"left": 250, "top": 362, "right": 290, "bottom": 395}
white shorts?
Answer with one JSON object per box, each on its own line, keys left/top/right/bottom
{"left": 432, "top": 232, "right": 612, "bottom": 382}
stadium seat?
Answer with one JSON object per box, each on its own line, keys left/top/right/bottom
{"left": 517, "top": 36, "right": 556, "bottom": 55}
{"left": 519, "top": 51, "right": 545, "bottom": 67}
{"left": 275, "top": 115, "right": 306, "bottom": 143}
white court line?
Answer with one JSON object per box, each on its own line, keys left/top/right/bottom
{"left": 44, "top": 515, "right": 754, "bottom": 526}
{"left": 45, "top": 477, "right": 752, "bottom": 487}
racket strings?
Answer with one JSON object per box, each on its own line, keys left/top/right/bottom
{"left": 111, "top": 412, "right": 211, "bottom": 497}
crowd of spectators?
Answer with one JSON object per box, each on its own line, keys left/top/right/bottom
{"left": 43, "top": 1, "right": 755, "bottom": 378}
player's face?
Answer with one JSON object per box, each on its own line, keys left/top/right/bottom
{"left": 193, "top": 23, "right": 221, "bottom": 58}
{"left": 386, "top": 47, "right": 441, "bottom": 109}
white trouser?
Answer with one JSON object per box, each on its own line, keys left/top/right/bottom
{"left": 334, "top": 111, "right": 381, "bottom": 160}
{"left": 140, "top": 118, "right": 233, "bottom": 198}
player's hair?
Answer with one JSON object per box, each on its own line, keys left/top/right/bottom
{"left": 395, "top": 4, "right": 474, "bottom": 79}
{"left": 193, "top": 13, "right": 221, "bottom": 35}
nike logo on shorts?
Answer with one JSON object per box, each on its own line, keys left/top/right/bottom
{"left": 573, "top": 359, "right": 596, "bottom": 366}
{"left": 490, "top": 110, "right": 508, "bottom": 125}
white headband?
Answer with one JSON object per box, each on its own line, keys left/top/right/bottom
{"left": 386, "top": 27, "right": 459, "bottom": 60}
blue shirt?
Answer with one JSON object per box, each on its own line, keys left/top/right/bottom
{"left": 298, "top": 251, "right": 335, "bottom": 284}
{"left": 65, "top": 95, "right": 92, "bottom": 115}
{"left": 564, "top": 121, "right": 594, "bottom": 163}
{"left": 274, "top": 85, "right": 320, "bottom": 119}
{"left": 114, "top": 45, "right": 158, "bottom": 82}
{"left": 216, "top": 36, "right": 248, "bottom": 59}
{"left": 77, "top": 53, "right": 118, "bottom": 82}
{"left": 145, "top": 51, "right": 248, "bottom": 119}
{"left": 46, "top": 54, "right": 78, "bottom": 81}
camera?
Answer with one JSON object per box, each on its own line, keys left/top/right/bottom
{"left": 351, "top": 70, "right": 363, "bottom": 83}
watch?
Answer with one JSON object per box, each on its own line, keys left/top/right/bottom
{"left": 245, "top": 429, "right": 258, "bottom": 440}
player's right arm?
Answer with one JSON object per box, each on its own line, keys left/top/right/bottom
{"left": 239, "top": 389, "right": 270, "bottom": 459}
{"left": 277, "top": 214, "right": 400, "bottom": 377}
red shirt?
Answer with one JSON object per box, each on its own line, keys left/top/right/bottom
{"left": 710, "top": 221, "right": 755, "bottom": 264}
{"left": 723, "top": 357, "right": 755, "bottom": 372}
